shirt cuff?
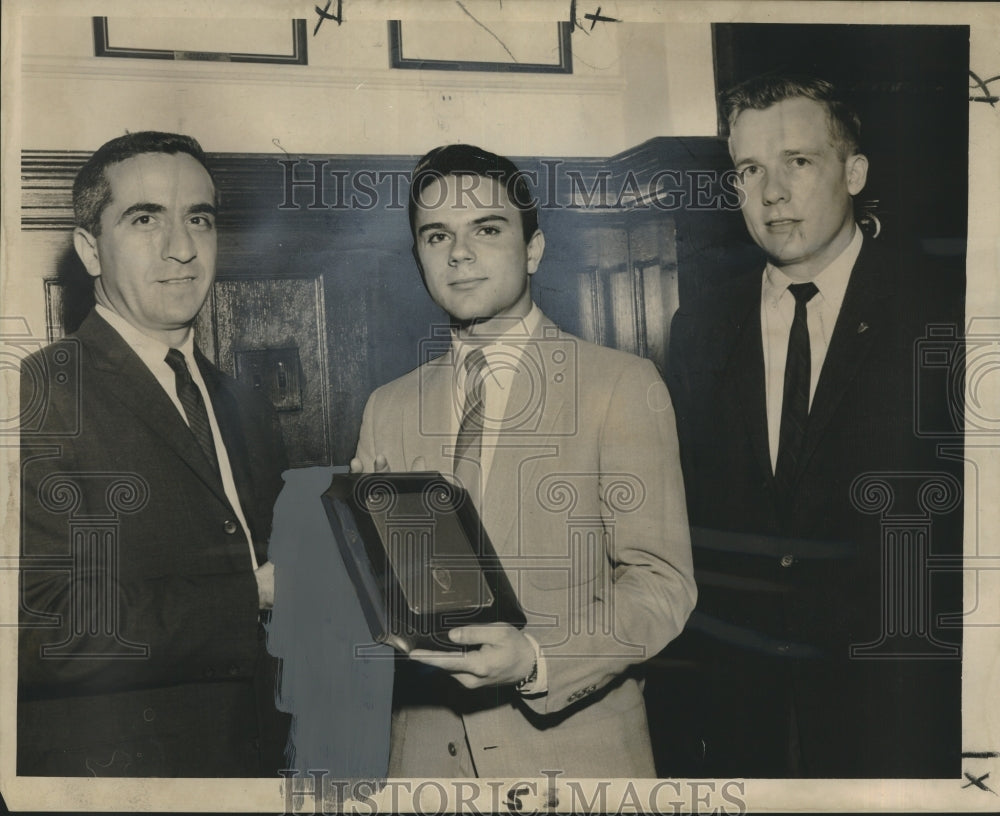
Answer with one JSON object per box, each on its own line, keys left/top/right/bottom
{"left": 517, "top": 632, "right": 548, "bottom": 696}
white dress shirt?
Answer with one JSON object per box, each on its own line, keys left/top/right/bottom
{"left": 761, "top": 228, "right": 863, "bottom": 471}
{"left": 450, "top": 304, "right": 543, "bottom": 491}
{"left": 95, "top": 305, "right": 259, "bottom": 569}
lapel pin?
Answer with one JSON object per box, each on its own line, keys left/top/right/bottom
{"left": 857, "top": 322, "right": 869, "bottom": 334}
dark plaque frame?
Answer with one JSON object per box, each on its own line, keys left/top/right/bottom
{"left": 322, "top": 472, "right": 525, "bottom": 652}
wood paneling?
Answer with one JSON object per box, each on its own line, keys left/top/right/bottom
{"left": 27, "top": 138, "right": 742, "bottom": 464}
{"left": 210, "top": 276, "right": 331, "bottom": 467}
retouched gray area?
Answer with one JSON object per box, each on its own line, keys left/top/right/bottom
{"left": 266, "top": 466, "right": 394, "bottom": 776}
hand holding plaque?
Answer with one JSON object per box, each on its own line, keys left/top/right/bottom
{"left": 408, "top": 623, "right": 537, "bottom": 689}
{"left": 322, "top": 470, "right": 525, "bottom": 652}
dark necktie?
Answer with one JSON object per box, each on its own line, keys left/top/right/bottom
{"left": 454, "top": 348, "right": 488, "bottom": 507}
{"left": 165, "top": 348, "right": 220, "bottom": 478}
{"left": 774, "top": 281, "right": 819, "bottom": 505}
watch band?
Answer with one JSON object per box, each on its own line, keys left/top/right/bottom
{"left": 515, "top": 659, "right": 538, "bottom": 691}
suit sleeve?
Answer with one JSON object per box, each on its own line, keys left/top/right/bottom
{"left": 665, "top": 307, "right": 702, "bottom": 515}
{"left": 665, "top": 308, "right": 691, "bottom": 405}
{"left": 354, "top": 384, "right": 413, "bottom": 473}
{"left": 354, "top": 390, "right": 380, "bottom": 470}
{"left": 521, "top": 357, "right": 697, "bottom": 715}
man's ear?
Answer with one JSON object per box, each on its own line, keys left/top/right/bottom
{"left": 846, "top": 153, "right": 869, "bottom": 197}
{"left": 73, "top": 227, "right": 102, "bottom": 279}
{"left": 526, "top": 229, "right": 545, "bottom": 277}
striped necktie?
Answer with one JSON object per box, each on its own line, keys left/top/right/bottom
{"left": 453, "top": 348, "right": 488, "bottom": 508}
{"left": 165, "top": 348, "right": 221, "bottom": 479}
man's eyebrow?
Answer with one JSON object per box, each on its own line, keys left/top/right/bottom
{"left": 117, "top": 203, "right": 166, "bottom": 223}
{"left": 733, "top": 148, "right": 822, "bottom": 166}
{"left": 188, "top": 203, "right": 217, "bottom": 217}
{"left": 417, "top": 221, "right": 447, "bottom": 236}
{"left": 417, "top": 214, "right": 510, "bottom": 236}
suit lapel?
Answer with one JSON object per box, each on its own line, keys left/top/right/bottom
{"left": 197, "top": 352, "right": 261, "bottom": 545}
{"left": 799, "top": 244, "right": 889, "bottom": 473}
{"left": 725, "top": 281, "right": 776, "bottom": 488}
{"left": 482, "top": 317, "right": 567, "bottom": 555}
{"left": 77, "top": 313, "right": 232, "bottom": 508}
{"left": 414, "top": 350, "right": 457, "bottom": 475}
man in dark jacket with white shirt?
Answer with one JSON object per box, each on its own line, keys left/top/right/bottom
{"left": 19, "top": 131, "right": 289, "bottom": 777}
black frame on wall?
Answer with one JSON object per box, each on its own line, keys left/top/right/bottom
{"left": 387, "top": 20, "right": 573, "bottom": 74}
{"left": 92, "top": 17, "right": 309, "bottom": 65}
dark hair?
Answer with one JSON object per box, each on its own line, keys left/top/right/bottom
{"left": 73, "top": 131, "right": 215, "bottom": 236}
{"left": 408, "top": 144, "right": 539, "bottom": 243}
{"left": 721, "top": 74, "right": 862, "bottom": 159}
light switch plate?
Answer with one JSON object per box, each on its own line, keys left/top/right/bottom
{"left": 234, "top": 347, "right": 303, "bottom": 412}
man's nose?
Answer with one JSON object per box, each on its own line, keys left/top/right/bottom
{"left": 448, "top": 234, "right": 475, "bottom": 265}
{"left": 761, "top": 168, "right": 790, "bottom": 206}
{"left": 162, "top": 222, "right": 197, "bottom": 263}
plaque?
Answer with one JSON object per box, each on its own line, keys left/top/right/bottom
{"left": 321, "top": 472, "right": 525, "bottom": 652}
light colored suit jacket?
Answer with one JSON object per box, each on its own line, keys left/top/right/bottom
{"left": 355, "top": 311, "right": 695, "bottom": 778}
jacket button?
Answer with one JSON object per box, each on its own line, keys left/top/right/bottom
{"left": 780, "top": 554, "right": 795, "bottom": 567}
{"left": 142, "top": 707, "right": 155, "bottom": 722}
{"left": 228, "top": 664, "right": 239, "bottom": 676}
{"left": 448, "top": 742, "right": 458, "bottom": 757}
{"left": 223, "top": 520, "right": 238, "bottom": 535}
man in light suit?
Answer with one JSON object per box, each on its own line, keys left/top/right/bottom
{"left": 19, "top": 131, "right": 289, "bottom": 776}
{"left": 667, "top": 75, "right": 963, "bottom": 777}
{"left": 351, "top": 144, "right": 696, "bottom": 778}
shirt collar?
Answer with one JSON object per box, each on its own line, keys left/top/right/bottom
{"left": 95, "top": 303, "right": 195, "bottom": 368}
{"left": 762, "top": 226, "right": 863, "bottom": 310}
{"left": 451, "top": 303, "right": 542, "bottom": 370}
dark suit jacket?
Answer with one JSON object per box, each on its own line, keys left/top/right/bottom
{"left": 18, "top": 311, "right": 290, "bottom": 777}
{"left": 666, "top": 238, "right": 964, "bottom": 778}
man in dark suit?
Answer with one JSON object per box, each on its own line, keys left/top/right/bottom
{"left": 667, "top": 75, "right": 963, "bottom": 778}
{"left": 18, "top": 131, "right": 290, "bottom": 776}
